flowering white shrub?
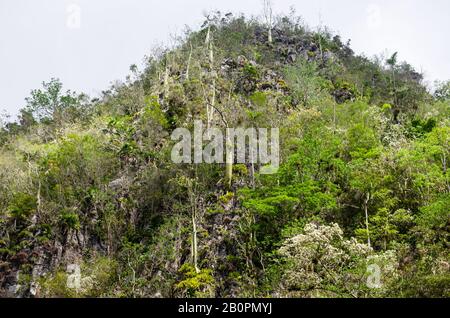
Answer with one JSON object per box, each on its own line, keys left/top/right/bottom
{"left": 278, "top": 223, "right": 398, "bottom": 297}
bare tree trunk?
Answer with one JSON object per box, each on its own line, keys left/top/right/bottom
{"left": 263, "top": 0, "right": 273, "bottom": 44}
{"left": 317, "top": 15, "right": 324, "bottom": 61}
{"left": 441, "top": 152, "right": 447, "bottom": 174}
{"left": 250, "top": 146, "right": 255, "bottom": 189}
{"left": 364, "top": 193, "right": 371, "bottom": 248}
{"left": 185, "top": 42, "right": 193, "bottom": 80}
{"left": 208, "top": 40, "right": 214, "bottom": 65}
{"left": 203, "top": 25, "right": 216, "bottom": 131}
{"left": 207, "top": 38, "right": 215, "bottom": 131}
{"left": 208, "top": 79, "right": 216, "bottom": 131}
{"left": 205, "top": 25, "right": 211, "bottom": 45}
{"left": 210, "top": 99, "right": 232, "bottom": 189}
{"left": 226, "top": 131, "right": 233, "bottom": 189}
{"left": 127, "top": 256, "right": 136, "bottom": 296}
{"left": 391, "top": 68, "right": 398, "bottom": 121}
{"left": 192, "top": 211, "right": 199, "bottom": 273}
{"left": 37, "top": 179, "right": 41, "bottom": 215}
{"left": 333, "top": 103, "right": 336, "bottom": 133}
{"left": 189, "top": 181, "right": 200, "bottom": 273}
{"left": 163, "top": 61, "right": 170, "bottom": 101}
{"left": 226, "top": 163, "right": 233, "bottom": 189}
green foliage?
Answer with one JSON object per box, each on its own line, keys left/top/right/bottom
{"left": 243, "top": 63, "right": 259, "bottom": 79}
{"left": 25, "top": 78, "right": 88, "bottom": 125}
{"left": 249, "top": 91, "right": 267, "bottom": 107}
{"left": 0, "top": 10, "right": 448, "bottom": 299}
{"left": 59, "top": 209, "right": 80, "bottom": 230}
{"left": 347, "top": 124, "right": 381, "bottom": 159}
{"left": 176, "top": 264, "right": 215, "bottom": 298}
{"left": 434, "top": 80, "right": 450, "bottom": 101}
{"left": 332, "top": 79, "right": 359, "bottom": 103}
{"left": 39, "top": 271, "right": 76, "bottom": 298}
{"left": 284, "top": 58, "right": 331, "bottom": 107}
{"left": 219, "top": 192, "right": 234, "bottom": 204}
{"left": 407, "top": 118, "right": 437, "bottom": 138}
{"left": 392, "top": 274, "right": 450, "bottom": 298}
{"left": 417, "top": 194, "right": 450, "bottom": 229}
{"left": 143, "top": 95, "right": 169, "bottom": 128}
{"left": 8, "top": 193, "right": 37, "bottom": 220}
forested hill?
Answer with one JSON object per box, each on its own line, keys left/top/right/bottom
{"left": 0, "top": 12, "right": 449, "bottom": 298}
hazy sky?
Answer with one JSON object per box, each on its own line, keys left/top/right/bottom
{"left": 1, "top": 0, "right": 449, "bottom": 118}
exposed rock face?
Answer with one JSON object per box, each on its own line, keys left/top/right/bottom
{"left": 0, "top": 230, "right": 101, "bottom": 297}
{"left": 108, "top": 176, "right": 129, "bottom": 191}
{"left": 3, "top": 271, "right": 20, "bottom": 298}
{"left": 29, "top": 282, "right": 38, "bottom": 297}
{"left": 202, "top": 194, "right": 243, "bottom": 298}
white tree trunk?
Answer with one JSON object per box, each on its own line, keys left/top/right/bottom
{"left": 186, "top": 42, "right": 193, "bottom": 80}
{"left": 226, "top": 132, "right": 233, "bottom": 189}
{"left": 189, "top": 181, "right": 200, "bottom": 273}
{"left": 163, "top": 62, "right": 170, "bottom": 101}
{"left": 192, "top": 211, "right": 199, "bottom": 273}
{"left": 364, "top": 194, "right": 371, "bottom": 248}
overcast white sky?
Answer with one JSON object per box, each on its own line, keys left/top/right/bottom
{"left": 1, "top": 0, "right": 449, "bottom": 118}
